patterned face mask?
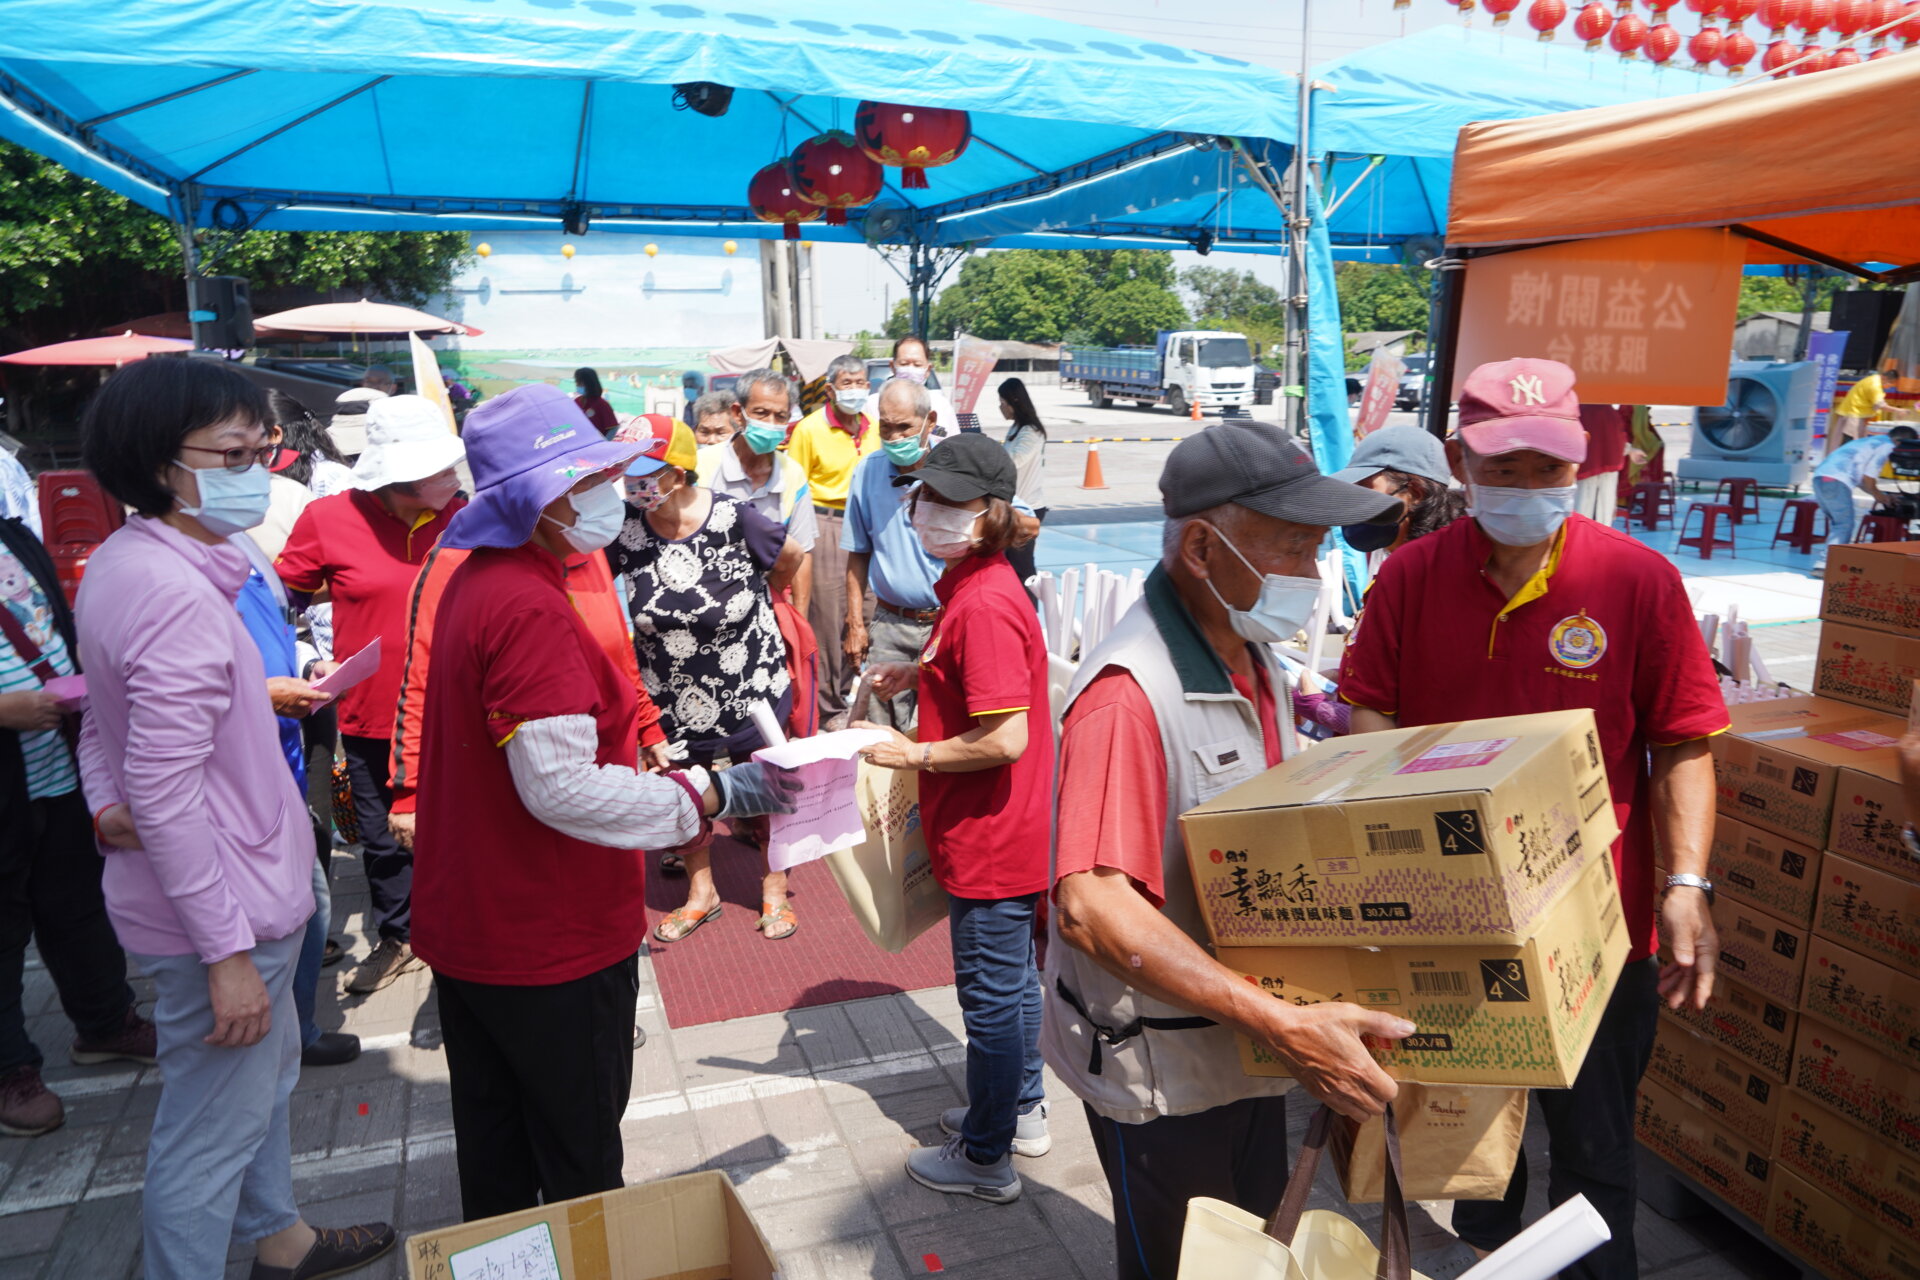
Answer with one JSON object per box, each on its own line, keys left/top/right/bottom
{"left": 625, "top": 474, "right": 669, "bottom": 511}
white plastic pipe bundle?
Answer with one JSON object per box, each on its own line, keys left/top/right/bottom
{"left": 1029, "top": 566, "right": 1144, "bottom": 658}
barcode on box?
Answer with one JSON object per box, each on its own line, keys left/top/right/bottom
{"left": 1756, "top": 761, "right": 1787, "bottom": 783}
{"left": 1411, "top": 971, "right": 1467, "bottom": 996}
{"left": 1713, "top": 1061, "right": 1741, "bottom": 1084}
{"left": 1365, "top": 828, "right": 1425, "bottom": 853}
{"left": 1736, "top": 919, "right": 1766, "bottom": 943}
{"left": 1898, "top": 1167, "right": 1920, "bottom": 1195}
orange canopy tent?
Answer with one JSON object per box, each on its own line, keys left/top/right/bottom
{"left": 1445, "top": 52, "right": 1920, "bottom": 279}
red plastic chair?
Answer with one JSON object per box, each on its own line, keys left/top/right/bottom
{"left": 35, "top": 471, "right": 124, "bottom": 604}
{"left": 1771, "top": 499, "right": 1826, "bottom": 554}
{"left": 1853, "top": 513, "right": 1912, "bottom": 544}
{"left": 1712, "top": 477, "right": 1762, "bottom": 525}
{"left": 1678, "top": 503, "right": 1738, "bottom": 560}
{"left": 1625, "top": 481, "right": 1675, "bottom": 531}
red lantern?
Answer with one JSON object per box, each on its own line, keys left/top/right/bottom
{"left": 1794, "top": 39, "right": 1834, "bottom": 65}
{"left": 1830, "top": 0, "right": 1870, "bottom": 31}
{"left": 1685, "top": 0, "right": 1721, "bottom": 12}
{"left": 1762, "top": 36, "right": 1801, "bottom": 67}
{"left": 853, "top": 102, "right": 972, "bottom": 191}
{"left": 1800, "top": 0, "right": 1835, "bottom": 29}
{"left": 1689, "top": 22, "right": 1727, "bottom": 59}
{"left": 1899, "top": 0, "right": 1920, "bottom": 43}
{"left": 1756, "top": 0, "right": 1803, "bottom": 32}
{"left": 789, "top": 131, "right": 883, "bottom": 226}
{"left": 1646, "top": 20, "right": 1684, "bottom": 56}
{"left": 1719, "top": 27, "right": 1759, "bottom": 64}
{"left": 748, "top": 161, "right": 821, "bottom": 241}
{"left": 1611, "top": 12, "right": 1650, "bottom": 50}
{"left": 1829, "top": 41, "right": 1864, "bottom": 60}
{"left": 1486, "top": 0, "right": 1522, "bottom": 21}
{"left": 1529, "top": 0, "right": 1569, "bottom": 36}
{"left": 1867, "top": 0, "right": 1899, "bottom": 41}
{"left": 1721, "top": 0, "right": 1761, "bottom": 24}
{"left": 1574, "top": 1, "right": 1615, "bottom": 44}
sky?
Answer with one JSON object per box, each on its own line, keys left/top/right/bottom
{"left": 813, "top": 0, "right": 1461, "bottom": 334}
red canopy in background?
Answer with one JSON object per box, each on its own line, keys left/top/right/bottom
{"left": 0, "top": 333, "right": 193, "bottom": 366}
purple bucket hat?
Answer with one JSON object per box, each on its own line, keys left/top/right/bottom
{"left": 441, "top": 383, "right": 643, "bottom": 550}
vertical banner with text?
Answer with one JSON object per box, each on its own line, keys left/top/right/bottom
{"left": 1454, "top": 228, "right": 1745, "bottom": 406}
{"left": 1353, "top": 348, "right": 1405, "bottom": 440}
{"left": 1805, "top": 328, "right": 1851, "bottom": 444}
{"left": 947, "top": 333, "right": 1002, "bottom": 431}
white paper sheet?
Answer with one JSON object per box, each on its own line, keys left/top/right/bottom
{"left": 449, "top": 1222, "right": 559, "bottom": 1280}
{"left": 752, "top": 728, "right": 889, "bottom": 870}
{"left": 310, "top": 636, "right": 381, "bottom": 697}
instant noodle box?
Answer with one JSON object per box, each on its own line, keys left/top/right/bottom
{"left": 1814, "top": 621, "right": 1920, "bottom": 719}
{"left": 1228, "top": 856, "right": 1626, "bottom": 1088}
{"left": 1814, "top": 852, "right": 1920, "bottom": 980}
{"left": 1644, "top": 1020, "right": 1783, "bottom": 1153}
{"left": 1791, "top": 1018, "right": 1920, "bottom": 1162}
{"left": 1633, "top": 1079, "right": 1774, "bottom": 1224}
{"left": 1775, "top": 1089, "right": 1920, "bottom": 1246}
{"left": 1702, "top": 812, "right": 1820, "bottom": 926}
{"left": 1799, "top": 936, "right": 1920, "bottom": 1073}
{"left": 1767, "top": 1168, "right": 1920, "bottom": 1280}
{"left": 1821, "top": 540, "right": 1920, "bottom": 637}
{"left": 1181, "top": 710, "right": 1615, "bottom": 949}
{"left": 1710, "top": 695, "right": 1905, "bottom": 850}
{"left": 1661, "top": 975, "right": 1800, "bottom": 1083}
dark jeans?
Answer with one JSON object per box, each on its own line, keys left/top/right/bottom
{"left": 340, "top": 734, "right": 406, "bottom": 941}
{"left": 949, "top": 893, "right": 1045, "bottom": 1164}
{"left": 1085, "top": 1094, "right": 1291, "bottom": 1280}
{"left": 1452, "top": 956, "right": 1661, "bottom": 1280}
{"left": 1006, "top": 507, "right": 1047, "bottom": 590}
{"left": 0, "top": 792, "right": 136, "bottom": 1073}
{"left": 435, "top": 954, "right": 639, "bottom": 1222}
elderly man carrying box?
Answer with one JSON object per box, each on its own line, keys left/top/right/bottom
{"left": 1043, "top": 420, "right": 1413, "bottom": 1280}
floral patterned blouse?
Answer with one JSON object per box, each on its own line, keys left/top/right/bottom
{"left": 607, "top": 493, "right": 790, "bottom": 762}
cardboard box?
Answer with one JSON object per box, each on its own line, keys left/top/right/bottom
{"left": 1644, "top": 1020, "right": 1783, "bottom": 1152}
{"left": 1704, "top": 812, "right": 1820, "bottom": 925}
{"left": 1182, "top": 709, "right": 1616, "bottom": 948}
{"left": 1710, "top": 695, "right": 1906, "bottom": 849}
{"left": 1815, "top": 621, "right": 1920, "bottom": 718}
{"left": 1792, "top": 1017, "right": 1920, "bottom": 1162}
{"left": 1766, "top": 1168, "right": 1920, "bottom": 1280}
{"left": 1662, "top": 976, "right": 1799, "bottom": 1082}
{"left": 402, "top": 1170, "right": 776, "bottom": 1280}
{"left": 1229, "top": 856, "right": 1626, "bottom": 1088}
{"left": 1709, "top": 894, "right": 1810, "bottom": 1008}
{"left": 1831, "top": 765, "right": 1920, "bottom": 886}
{"left": 1634, "top": 1078, "right": 1774, "bottom": 1223}
{"left": 1816, "top": 851, "right": 1920, "bottom": 979}
{"left": 1822, "top": 540, "right": 1920, "bottom": 637}
{"left": 1801, "top": 936, "right": 1920, "bottom": 1073}
{"left": 1776, "top": 1089, "right": 1920, "bottom": 1245}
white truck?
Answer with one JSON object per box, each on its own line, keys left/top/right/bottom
{"left": 1060, "top": 329, "right": 1258, "bottom": 416}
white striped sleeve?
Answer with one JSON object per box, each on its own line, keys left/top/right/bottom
{"left": 503, "top": 715, "right": 705, "bottom": 850}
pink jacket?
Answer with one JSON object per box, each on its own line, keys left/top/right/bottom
{"left": 76, "top": 517, "right": 312, "bottom": 962}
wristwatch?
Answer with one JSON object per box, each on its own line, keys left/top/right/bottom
{"left": 1664, "top": 873, "right": 1716, "bottom": 906}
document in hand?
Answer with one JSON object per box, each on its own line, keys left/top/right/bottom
{"left": 310, "top": 636, "right": 381, "bottom": 697}
{"left": 751, "top": 728, "right": 888, "bottom": 871}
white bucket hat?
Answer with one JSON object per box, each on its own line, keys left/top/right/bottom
{"left": 351, "top": 395, "right": 466, "bottom": 490}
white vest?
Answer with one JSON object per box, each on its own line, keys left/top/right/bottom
{"left": 1042, "top": 575, "right": 1295, "bottom": 1125}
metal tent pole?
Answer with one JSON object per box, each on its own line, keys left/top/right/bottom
{"left": 1283, "top": 0, "right": 1313, "bottom": 436}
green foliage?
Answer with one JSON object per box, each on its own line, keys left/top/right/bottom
{"left": 1733, "top": 273, "right": 1862, "bottom": 323}
{"left": 0, "top": 141, "right": 470, "bottom": 348}
{"left": 883, "top": 298, "right": 913, "bottom": 340}
{"left": 1334, "top": 263, "right": 1431, "bottom": 339}
{"left": 1180, "top": 265, "right": 1281, "bottom": 322}
{"left": 920, "top": 248, "right": 1188, "bottom": 346}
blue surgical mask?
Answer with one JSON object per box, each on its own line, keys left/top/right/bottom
{"left": 834, "top": 387, "right": 868, "bottom": 414}
{"left": 883, "top": 434, "right": 927, "bottom": 467}
{"left": 574, "top": 384, "right": 586, "bottom": 397}
{"left": 174, "top": 461, "right": 272, "bottom": 537}
{"left": 1201, "top": 523, "right": 1323, "bottom": 645}
{"left": 1467, "top": 482, "right": 1577, "bottom": 547}
{"left": 742, "top": 421, "right": 786, "bottom": 455}
{"left": 544, "top": 482, "right": 625, "bottom": 553}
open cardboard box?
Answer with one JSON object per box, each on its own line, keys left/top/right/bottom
{"left": 1710, "top": 695, "right": 1904, "bottom": 850}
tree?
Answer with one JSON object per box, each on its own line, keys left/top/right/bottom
{"left": 1334, "top": 263, "right": 1431, "bottom": 338}
{"left": 1180, "top": 266, "right": 1281, "bottom": 323}
{"left": 915, "top": 247, "right": 1187, "bottom": 344}
{"left": 0, "top": 141, "right": 471, "bottom": 351}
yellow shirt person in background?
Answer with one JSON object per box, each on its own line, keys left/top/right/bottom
{"left": 1828, "top": 369, "right": 1894, "bottom": 455}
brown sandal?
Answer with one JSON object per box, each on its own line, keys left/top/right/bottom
{"left": 653, "top": 903, "right": 722, "bottom": 943}
{"left": 757, "top": 900, "right": 798, "bottom": 941}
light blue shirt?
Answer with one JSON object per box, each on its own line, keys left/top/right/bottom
{"left": 1813, "top": 435, "right": 1896, "bottom": 489}
{"left": 841, "top": 452, "right": 943, "bottom": 612}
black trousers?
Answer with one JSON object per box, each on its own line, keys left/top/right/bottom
{"left": 302, "top": 705, "right": 336, "bottom": 879}
{"left": 436, "top": 954, "right": 639, "bottom": 1222}
{"left": 1086, "top": 1093, "right": 1291, "bottom": 1280}
{"left": 0, "top": 792, "right": 136, "bottom": 1073}
{"left": 340, "top": 734, "right": 405, "bottom": 940}
{"left": 1452, "top": 956, "right": 1661, "bottom": 1280}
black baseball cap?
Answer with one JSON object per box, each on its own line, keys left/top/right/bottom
{"left": 893, "top": 432, "right": 1016, "bottom": 503}
{"left": 1161, "top": 420, "right": 1402, "bottom": 527}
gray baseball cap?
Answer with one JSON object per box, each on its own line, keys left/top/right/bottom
{"left": 1161, "top": 420, "right": 1402, "bottom": 527}
{"left": 1331, "top": 424, "right": 1453, "bottom": 487}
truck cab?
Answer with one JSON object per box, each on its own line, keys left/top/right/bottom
{"left": 1158, "top": 330, "right": 1256, "bottom": 416}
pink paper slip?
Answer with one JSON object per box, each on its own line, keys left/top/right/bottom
{"left": 310, "top": 637, "right": 381, "bottom": 697}
{"left": 43, "top": 674, "right": 86, "bottom": 710}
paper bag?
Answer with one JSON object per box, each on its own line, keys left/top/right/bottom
{"left": 1330, "top": 1085, "right": 1526, "bottom": 1204}
{"left": 824, "top": 762, "right": 947, "bottom": 953}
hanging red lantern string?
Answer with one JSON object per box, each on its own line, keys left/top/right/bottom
{"left": 1611, "top": 11, "right": 1651, "bottom": 50}
{"left": 1756, "top": 0, "right": 1804, "bottom": 34}
{"left": 748, "top": 160, "right": 821, "bottom": 241}
{"left": 1529, "top": 0, "right": 1570, "bottom": 36}
{"left": 1646, "top": 19, "right": 1685, "bottom": 56}
{"left": 1800, "top": 0, "right": 1835, "bottom": 31}
{"left": 1721, "top": 0, "right": 1761, "bottom": 26}
{"left": 1794, "top": 40, "right": 1834, "bottom": 66}
{"left": 1486, "top": 0, "right": 1523, "bottom": 22}
{"left": 1761, "top": 36, "right": 1801, "bottom": 67}
{"left": 789, "top": 130, "right": 884, "bottom": 226}
{"left": 1829, "top": 0, "right": 1869, "bottom": 31}
{"left": 853, "top": 102, "right": 972, "bottom": 191}
{"left": 1574, "top": 1, "right": 1616, "bottom": 45}
{"left": 1719, "top": 27, "right": 1759, "bottom": 65}
{"left": 1688, "top": 21, "right": 1727, "bottom": 60}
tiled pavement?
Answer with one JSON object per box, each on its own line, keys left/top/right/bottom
{"left": 0, "top": 841, "right": 1814, "bottom": 1279}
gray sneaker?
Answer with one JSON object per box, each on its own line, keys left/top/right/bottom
{"left": 939, "top": 1101, "right": 1051, "bottom": 1157}
{"left": 905, "top": 1134, "right": 1022, "bottom": 1203}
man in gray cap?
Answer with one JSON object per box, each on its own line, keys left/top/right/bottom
{"left": 1042, "top": 420, "right": 1414, "bottom": 1280}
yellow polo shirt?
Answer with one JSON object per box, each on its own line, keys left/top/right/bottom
{"left": 1836, "top": 373, "right": 1884, "bottom": 419}
{"left": 786, "top": 406, "right": 878, "bottom": 510}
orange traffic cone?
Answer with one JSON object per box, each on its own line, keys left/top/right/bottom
{"left": 1080, "top": 442, "right": 1108, "bottom": 490}
{"left": 1189, "top": 395, "right": 1203, "bottom": 423}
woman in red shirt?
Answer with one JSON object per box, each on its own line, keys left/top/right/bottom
{"left": 858, "top": 434, "right": 1053, "bottom": 1206}
{"left": 574, "top": 368, "right": 619, "bottom": 439}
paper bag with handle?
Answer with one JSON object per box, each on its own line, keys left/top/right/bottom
{"left": 824, "top": 760, "right": 948, "bottom": 953}
{"left": 1330, "top": 1085, "right": 1527, "bottom": 1204}
{"left": 1178, "top": 1104, "right": 1432, "bottom": 1280}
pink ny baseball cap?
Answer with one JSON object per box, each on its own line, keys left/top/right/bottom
{"left": 1455, "top": 358, "right": 1589, "bottom": 464}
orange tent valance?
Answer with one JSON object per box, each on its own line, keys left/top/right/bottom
{"left": 1445, "top": 52, "right": 1920, "bottom": 276}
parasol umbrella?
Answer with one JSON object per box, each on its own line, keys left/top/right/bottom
{"left": 250, "top": 299, "right": 481, "bottom": 338}
{"left": 0, "top": 332, "right": 193, "bottom": 366}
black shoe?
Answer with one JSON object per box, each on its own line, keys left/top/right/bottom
{"left": 249, "top": 1222, "right": 396, "bottom": 1279}
{"left": 321, "top": 939, "right": 345, "bottom": 968}
{"left": 301, "top": 1032, "right": 362, "bottom": 1068}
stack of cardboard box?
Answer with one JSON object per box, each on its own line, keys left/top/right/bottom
{"left": 1178, "top": 709, "right": 1627, "bottom": 1090}
{"left": 1648, "top": 655, "right": 1918, "bottom": 1277}
{"left": 1813, "top": 542, "right": 1920, "bottom": 719}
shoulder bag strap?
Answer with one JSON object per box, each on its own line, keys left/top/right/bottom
{"left": 1266, "top": 1103, "right": 1412, "bottom": 1280}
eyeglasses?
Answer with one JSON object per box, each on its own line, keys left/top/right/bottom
{"left": 179, "top": 443, "right": 279, "bottom": 473}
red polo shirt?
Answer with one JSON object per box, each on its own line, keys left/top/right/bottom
{"left": 410, "top": 544, "right": 646, "bottom": 986}
{"left": 275, "top": 489, "right": 463, "bottom": 740}
{"left": 916, "top": 552, "right": 1055, "bottom": 900}
{"left": 1338, "top": 514, "right": 1727, "bottom": 962}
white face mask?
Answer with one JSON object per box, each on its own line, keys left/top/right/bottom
{"left": 893, "top": 363, "right": 930, "bottom": 385}
{"left": 912, "top": 500, "right": 981, "bottom": 560}
{"left": 1467, "top": 481, "right": 1578, "bottom": 547}
{"left": 1201, "top": 523, "right": 1322, "bottom": 645}
{"left": 174, "top": 461, "right": 272, "bottom": 537}
{"left": 834, "top": 386, "right": 868, "bottom": 414}
{"left": 544, "top": 482, "right": 625, "bottom": 553}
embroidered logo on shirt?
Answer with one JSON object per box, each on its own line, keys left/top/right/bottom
{"left": 1548, "top": 612, "right": 1607, "bottom": 670}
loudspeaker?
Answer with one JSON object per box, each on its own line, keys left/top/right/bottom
{"left": 1829, "top": 289, "right": 1902, "bottom": 371}
{"left": 196, "top": 275, "right": 254, "bottom": 349}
